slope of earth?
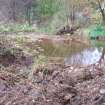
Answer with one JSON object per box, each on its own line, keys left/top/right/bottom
{"left": 0, "top": 34, "right": 105, "bottom": 105}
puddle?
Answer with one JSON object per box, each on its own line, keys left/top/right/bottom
{"left": 36, "top": 39, "right": 105, "bottom": 66}
{"left": 65, "top": 47, "right": 102, "bottom": 66}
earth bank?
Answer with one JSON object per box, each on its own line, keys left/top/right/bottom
{"left": 0, "top": 34, "right": 105, "bottom": 105}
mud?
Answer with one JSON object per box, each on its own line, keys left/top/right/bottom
{"left": 0, "top": 35, "right": 105, "bottom": 105}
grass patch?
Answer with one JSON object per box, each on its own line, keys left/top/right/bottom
{"left": 89, "top": 24, "right": 105, "bottom": 37}
{"left": 0, "top": 24, "right": 37, "bottom": 33}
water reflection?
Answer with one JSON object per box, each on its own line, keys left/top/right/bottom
{"left": 64, "top": 47, "right": 102, "bottom": 66}
{"left": 37, "top": 39, "right": 105, "bottom": 66}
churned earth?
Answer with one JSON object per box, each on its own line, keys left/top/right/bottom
{"left": 0, "top": 34, "right": 105, "bottom": 105}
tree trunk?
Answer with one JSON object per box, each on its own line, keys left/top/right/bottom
{"left": 70, "top": 5, "right": 75, "bottom": 25}
{"left": 102, "top": 12, "right": 105, "bottom": 24}
{"left": 97, "top": 0, "right": 105, "bottom": 24}
{"left": 26, "top": 7, "right": 31, "bottom": 25}
{"left": 25, "top": 0, "right": 33, "bottom": 25}
{"left": 10, "top": 0, "right": 16, "bottom": 22}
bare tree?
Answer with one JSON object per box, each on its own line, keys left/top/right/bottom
{"left": 24, "top": 0, "right": 33, "bottom": 25}
{"left": 65, "top": 0, "right": 89, "bottom": 26}
{"left": 88, "top": 0, "right": 105, "bottom": 24}
{"left": 0, "top": 0, "right": 37, "bottom": 24}
{"left": 97, "top": 0, "right": 105, "bottom": 24}
{"left": 10, "top": 0, "right": 17, "bottom": 21}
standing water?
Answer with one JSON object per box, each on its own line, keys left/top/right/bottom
{"left": 65, "top": 47, "right": 102, "bottom": 66}
{"left": 37, "top": 39, "right": 105, "bottom": 66}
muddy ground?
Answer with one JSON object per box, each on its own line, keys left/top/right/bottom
{"left": 1, "top": 62, "right": 105, "bottom": 105}
{"left": 0, "top": 35, "right": 105, "bottom": 105}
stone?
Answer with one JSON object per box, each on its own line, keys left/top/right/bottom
{"left": 100, "top": 89, "right": 105, "bottom": 94}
